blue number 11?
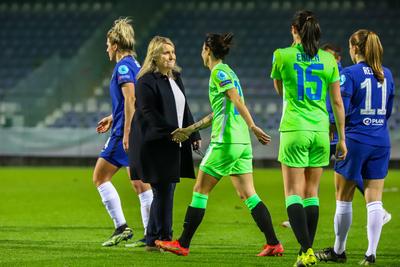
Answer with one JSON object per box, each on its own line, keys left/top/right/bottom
{"left": 294, "top": 63, "right": 324, "bottom": 100}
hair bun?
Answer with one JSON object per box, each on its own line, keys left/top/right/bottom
{"left": 205, "top": 33, "right": 234, "bottom": 59}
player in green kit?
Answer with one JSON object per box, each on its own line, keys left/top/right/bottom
{"left": 271, "top": 11, "right": 347, "bottom": 267}
{"left": 156, "top": 33, "right": 284, "bottom": 258}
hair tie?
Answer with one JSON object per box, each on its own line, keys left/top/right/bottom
{"left": 223, "top": 33, "right": 233, "bottom": 42}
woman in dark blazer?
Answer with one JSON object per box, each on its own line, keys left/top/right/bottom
{"left": 129, "top": 36, "right": 201, "bottom": 250}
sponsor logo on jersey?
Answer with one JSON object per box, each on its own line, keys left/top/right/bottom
{"left": 118, "top": 74, "right": 131, "bottom": 80}
{"left": 118, "top": 65, "right": 129, "bottom": 75}
{"left": 363, "top": 118, "right": 372, "bottom": 125}
{"left": 363, "top": 117, "right": 384, "bottom": 126}
{"left": 219, "top": 80, "right": 232, "bottom": 87}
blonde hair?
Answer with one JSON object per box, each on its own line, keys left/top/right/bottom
{"left": 137, "top": 36, "right": 181, "bottom": 79}
{"left": 350, "top": 29, "right": 384, "bottom": 83}
{"left": 107, "top": 17, "right": 136, "bottom": 57}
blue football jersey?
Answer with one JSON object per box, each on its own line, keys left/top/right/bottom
{"left": 326, "top": 62, "right": 343, "bottom": 144}
{"left": 340, "top": 62, "right": 395, "bottom": 147}
{"left": 109, "top": 55, "right": 141, "bottom": 136}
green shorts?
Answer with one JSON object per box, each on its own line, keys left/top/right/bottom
{"left": 278, "top": 131, "right": 330, "bottom": 167}
{"left": 199, "top": 143, "right": 253, "bottom": 180}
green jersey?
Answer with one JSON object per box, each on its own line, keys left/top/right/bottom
{"left": 209, "top": 63, "right": 251, "bottom": 144}
{"left": 271, "top": 44, "right": 340, "bottom": 132}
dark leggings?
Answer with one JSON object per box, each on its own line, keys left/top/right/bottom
{"left": 146, "top": 182, "right": 176, "bottom": 246}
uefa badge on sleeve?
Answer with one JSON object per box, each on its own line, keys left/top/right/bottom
{"left": 340, "top": 74, "right": 346, "bottom": 86}
{"left": 118, "top": 65, "right": 129, "bottom": 75}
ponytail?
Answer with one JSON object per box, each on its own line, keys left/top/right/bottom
{"left": 107, "top": 17, "right": 136, "bottom": 57}
{"left": 350, "top": 29, "right": 384, "bottom": 83}
{"left": 365, "top": 32, "right": 384, "bottom": 83}
{"left": 292, "top": 10, "right": 321, "bottom": 58}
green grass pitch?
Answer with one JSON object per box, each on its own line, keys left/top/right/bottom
{"left": 0, "top": 167, "right": 399, "bottom": 266}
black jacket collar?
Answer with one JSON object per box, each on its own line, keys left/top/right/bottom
{"left": 152, "top": 71, "right": 181, "bottom": 80}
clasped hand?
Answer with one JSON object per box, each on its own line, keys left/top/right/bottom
{"left": 171, "top": 127, "right": 191, "bottom": 143}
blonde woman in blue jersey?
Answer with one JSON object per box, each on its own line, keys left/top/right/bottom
{"left": 93, "top": 18, "right": 153, "bottom": 247}
{"left": 315, "top": 30, "right": 395, "bottom": 266}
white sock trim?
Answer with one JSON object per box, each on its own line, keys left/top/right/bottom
{"left": 97, "top": 181, "right": 116, "bottom": 202}
{"left": 139, "top": 189, "right": 153, "bottom": 204}
{"left": 336, "top": 200, "right": 352, "bottom": 214}
{"left": 366, "top": 201, "right": 383, "bottom": 212}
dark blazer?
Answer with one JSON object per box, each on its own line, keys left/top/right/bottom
{"left": 129, "top": 71, "right": 201, "bottom": 184}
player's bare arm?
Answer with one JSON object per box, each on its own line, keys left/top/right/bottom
{"left": 171, "top": 113, "right": 213, "bottom": 143}
{"left": 225, "top": 88, "right": 271, "bottom": 145}
{"left": 121, "top": 82, "right": 136, "bottom": 151}
{"left": 273, "top": 79, "right": 283, "bottom": 96}
{"left": 329, "top": 80, "right": 347, "bottom": 160}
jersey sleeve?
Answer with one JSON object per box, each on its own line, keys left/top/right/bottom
{"left": 385, "top": 68, "right": 395, "bottom": 119}
{"left": 270, "top": 49, "right": 282, "bottom": 80}
{"left": 339, "top": 68, "right": 353, "bottom": 114}
{"left": 211, "top": 68, "right": 235, "bottom": 93}
{"left": 116, "top": 64, "right": 135, "bottom": 85}
{"left": 328, "top": 56, "right": 340, "bottom": 84}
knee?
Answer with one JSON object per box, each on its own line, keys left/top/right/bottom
{"left": 92, "top": 173, "right": 102, "bottom": 187}
{"left": 236, "top": 189, "right": 254, "bottom": 200}
{"left": 364, "top": 189, "right": 382, "bottom": 203}
{"left": 336, "top": 189, "right": 354, "bottom": 202}
{"left": 93, "top": 172, "right": 110, "bottom": 187}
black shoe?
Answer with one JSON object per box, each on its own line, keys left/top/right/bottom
{"left": 102, "top": 224, "right": 133, "bottom": 247}
{"left": 359, "top": 254, "right": 376, "bottom": 265}
{"left": 315, "top": 247, "right": 347, "bottom": 263}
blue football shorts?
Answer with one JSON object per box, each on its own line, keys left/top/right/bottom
{"left": 99, "top": 135, "right": 128, "bottom": 168}
{"left": 334, "top": 138, "right": 390, "bottom": 185}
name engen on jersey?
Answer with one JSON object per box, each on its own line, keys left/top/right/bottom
{"left": 363, "top": 117, "right": 384, "bottom": 126}
{"left": 296, "top": 53, "right": 320, "bottom": 63}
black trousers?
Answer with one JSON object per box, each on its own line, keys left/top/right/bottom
{"left": 146, "top": 182, "right": 176, "bottom": 246}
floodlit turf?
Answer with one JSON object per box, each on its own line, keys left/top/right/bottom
{"left": 0, "top": 167, "right": 399, "bottom": 266}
